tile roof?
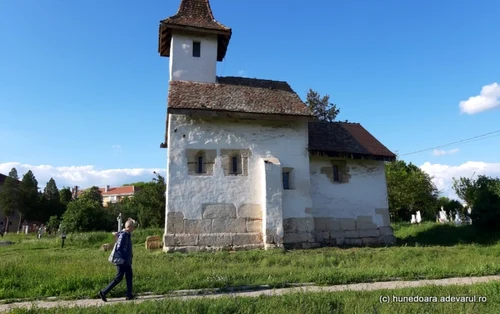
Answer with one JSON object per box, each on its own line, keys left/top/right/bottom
{"left": 168, "top": 76, "right": 315, "bottom": 117}
{"left": 308, "top": 122, "right": 396, "bottom": 161}
{"left": 78, "top": 186, "right": 138, "bottom": 196}
{"left": 158, "top": 0, "right": 231, "bottom": 61}
{"left": 100, "top": 186, "right": 137, "bottom": 196}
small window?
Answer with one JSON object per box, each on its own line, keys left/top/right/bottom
{"left": 193, "top": 41, "right": 201, "bottom": 57}
{"left": 197, "top": 156, "right": 204, "bottom": 174}
{"left": 231, "top": 156, "right": 238, "bottom": 174}
{"left": 333, "top": 165, "right": 340, "bottom": 182}
{"left": 283, "top": 172, "right": 290, "bottom": 190}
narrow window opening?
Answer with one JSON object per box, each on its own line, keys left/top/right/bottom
{"left": 193, "top": 41, "right": 201, "bottom": 57}
{"left": 283, "top": 172, "right": 290, "bottom": 190}
{"left": 197, "top": 156, "right": 204, "bottom": 174}
{"left": 231, "top": 156, "right": 238, "bottom": 174}
{"left": 333, "top": 165, "right": 340, "bottom": 182}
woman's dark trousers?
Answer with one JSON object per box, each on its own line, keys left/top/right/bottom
{"left": 101, "top": 264, "right": 133, "bottom": 298}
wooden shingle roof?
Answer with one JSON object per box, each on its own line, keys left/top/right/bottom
{"left": 167, "top": 77, "right": 315, "bottom": 117}
{"left": 308, "top": 122, "right": 396, "bottom": 161}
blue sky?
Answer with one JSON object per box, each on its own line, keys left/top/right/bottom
{"left": 1, "top": 0, "right": 499, "bottom": 196}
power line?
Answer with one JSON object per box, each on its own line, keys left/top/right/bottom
{"left": 399, "top": 129, "right": 500, "bottom": 156}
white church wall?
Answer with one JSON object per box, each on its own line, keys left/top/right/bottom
{"left": 169, "top": 33, "right": 218, "bottom": 83}
{"left": 164, "top": 114, "right": 313, "bottom": 251}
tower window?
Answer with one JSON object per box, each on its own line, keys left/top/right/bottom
{"left": 231, "top": 156, "right": 238, "bottom": 174}
{"left": 193, "top": 41, "right": 201, "bottom": 57}
{"left": 333, "top": 165, "right": 340, "bottom": 182}
{"left": 283, "top": 172, "right": 290, "bottom": 190}
{"left": 197, "top": 156, "right": 204, "bottom": 174}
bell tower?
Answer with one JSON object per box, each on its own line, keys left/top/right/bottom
{"left": 158, "top": 0, "right": 232, "bottom": 83}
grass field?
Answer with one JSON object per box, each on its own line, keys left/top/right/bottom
{"left": 9, "top": 282, "right": 500, "bottom": 314}
{"left": 1, "top": 222, "right": 500, "bottom": 302}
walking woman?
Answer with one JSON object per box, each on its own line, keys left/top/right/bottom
{"left": 99, "top": 219, "right": 136, "bottom": 301}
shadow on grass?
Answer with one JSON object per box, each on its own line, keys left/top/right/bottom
{"left": 395, "top": 223, "right": 500, "bottom": 246}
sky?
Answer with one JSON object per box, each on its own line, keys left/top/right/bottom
{"left": 1, "top": 0, "right": 499, "bottom": 200}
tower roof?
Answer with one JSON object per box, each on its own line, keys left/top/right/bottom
{"left": 158, "top": 0, "right": 232, "bottom": 61}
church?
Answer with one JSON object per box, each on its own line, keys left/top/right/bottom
{"left": 158, "top": 0, "right": 397, "bottom": 252}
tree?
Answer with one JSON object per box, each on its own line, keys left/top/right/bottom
{"left": 46, "top": 215, "right": 60, "bottom": 235}
{"left": 0, "top": 168, "right": 20, "bottom": 233}
{"left": 42, "top": 178, "right": 64, "bottom": 220}
{"left": 133, "top": 173, "right": 166, "bottom": 228}
{"left": 59, "top": 187, "right": 73, "bottom": 206}
{"left": 305, "top": 89, "right": 340, "bottom": 122}
{"left": 452, "top": 177, "right": 476, "bottom": 207}
{"left": 80, "top": 186, "right": 103, "bottom": 205}
{"left": 386, "top": 160, "right": 439, "bottom": 222}
{"left": 453, "top": 175, "right": 500, "bottom": 231}
{"left": 19, "top": 170, "right": 39, "bottom": 221}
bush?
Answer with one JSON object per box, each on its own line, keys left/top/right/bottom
{"left": 470, "top": 176, "right": 500, "bottom": 232}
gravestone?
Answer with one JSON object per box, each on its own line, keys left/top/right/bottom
{"left": 145, "top": 236, "right": 162, "bottom": 250}
{"left": 416, "top": 211, "right": 422, "bottom": 223}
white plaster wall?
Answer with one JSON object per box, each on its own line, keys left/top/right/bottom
{"left": 169, "top": 33, "right": 218, "bottom": 83}
{"left": 166, "top": 114, "right": 313, "bottom": 220}
{"left": 309, "top": 157, "right": 389, "bottom": 227}
{"left": 261, "top": 159, "right": 284, "bottom": 237}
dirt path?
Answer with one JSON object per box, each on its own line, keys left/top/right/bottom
{"left": 2, "top": 275, "right": 500, "bottom": 312}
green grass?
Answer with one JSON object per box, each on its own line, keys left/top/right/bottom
{"left": 1, "top": 222, "right": 500, "bottom": 302}
{"left": 10, "top": 282, "right": 500, "bottom": 314}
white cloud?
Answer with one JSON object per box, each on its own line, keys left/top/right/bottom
{"left": 432, "top": 148, "right": 459, "bottom": 156}
{"left": 237, "top": 70, "right": 246, "bottom": 77}
{"left": 0, "top": 162, "right": 165, "bottom": 190}
{"left": 459, "top": 82, "right": 500, "bottom": 114}
{"left": 420, "top": 161, "right": 500, "bottom": 200}
{"left": 111, "top": 144, "right": 122, "bottom": 150}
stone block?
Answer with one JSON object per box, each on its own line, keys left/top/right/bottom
{"left": 296, "top": 217, "right": 314, "bottom": 232}
{"left": 246, "top": 219, "right": 262, "bottom": 233}
{"left": 335, "top": 238, "right": 344, "bottom": 246}
{"left": 184, "top": 219, "right": 212, "bottom": 234}
{"left": 339, "top": 218, "right": 356, "bottom": 231}
{"left": 326, "top": 218, "right": 341, "bottom": 231}
{"left": 344, "top": 238, "right": 362, "bottom": 246}
{"left": 379, "top": 226, "right": 394, "bottom": 236}
{"left": 199, "top": 234, "right": 232, "bottom": 247}
{"left": 232, "top": 233, "right": 262, "bottom": 246}
{"left": 238, "top": 204, "right": 262, "bottom": 219}
{"left": 313, "top": 217, "right": 327, "bottom": 232}
{"left": 177, "top": 234, "right": 199, "bottom": 246}
{"left": 265, "top": 229, "right": 279, "bottom": 244}
{"left": 330, "top": 231, "right": 346, "bottom": 239}
{"left": 283, "top": 232, "right": 308, "bottom": 244}
{"left": 100, "top": 243, "right": 112, "bottom": 251}
{"left": 302, "top": 242, "right": 321, "bottom": 249}
{"left": 145, "top": 236, "right": 162, "bottom": 250}
{"left": 379, "top": 235, "right": 397, "bottom": 245}
{"left": 167, "top": 212, "right": 184, "bottom": 233}
{"left": 375, "top": 208, "right": 391, "bottom": 226}
{"left": 321, "top": 232, "right": 330, "bottom": 240}
{"left": 344, "top": 230, "right": 359, "bottom": 238}
{"left": 359, "top": 229, "right": 381, "bottom": 238}
{"left": 202, "top": 203, "right": 237, "bottom": 219}
{"left": 356, "top": 216, "right": 377, "bottom": 230}
{"left": 362, "top": 237, "right": 380, "bottom": 246}
{"left": 212, "top": 218, "right": 246, "bottom": 233}
{"left": 283, "top": 218, "right": 296, "bottom": 233}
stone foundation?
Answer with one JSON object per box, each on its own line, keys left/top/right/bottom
{"left": 283, "top": 216, "right": 396, "bottom": 249}
{"left": 164, "top": 203, "right": 267, "bottom": 252}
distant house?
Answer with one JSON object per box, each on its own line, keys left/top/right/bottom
{"left": 0, "top": 173, "right": 22, "bottom": 233}
{"left": 79, "top": 185, "right": 139, "bottom": 207}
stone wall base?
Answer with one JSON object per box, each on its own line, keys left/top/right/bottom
{"left": 283, "top": 225, "right": 397, "bottom": 250}
{"left": 163, "top": 232, "right": 265, "bottom": 253}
